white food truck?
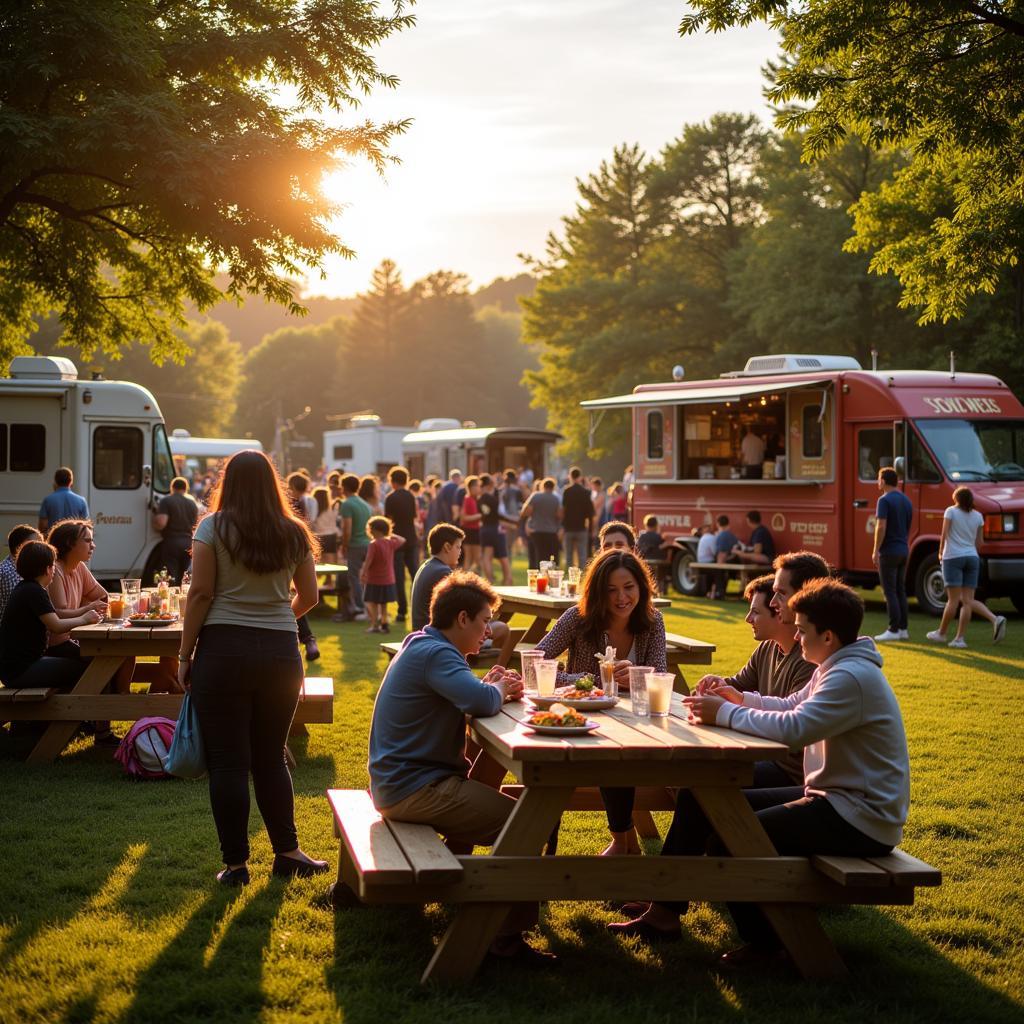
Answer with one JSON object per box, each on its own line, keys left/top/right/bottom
{"left": 322, "top": 414, "right": 412, "bottom": 477}
{"left": 0, "top": 356, "right": 175, "bottom": 584}
{"left": 169, "top": 429, "right": 262, "bottom": 479}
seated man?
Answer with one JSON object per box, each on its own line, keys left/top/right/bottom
{"left": 366, "top": 571, "right": 555, "bottom": 964}
{"left": 0, "top": 524, "right": 42, "bottom": 620}
{"left": 709, "top": 514, "right": 739, "bottom": 599}
{"left": 409, "top": 524, "right": 509, "bottom": 651}
{"left": 610, "top": 578, "right": 909, "bottom": 967}
{"left": 598, "top": 520, "right": 636, "bottom": 552}
{"left": 695, "top": 573, "right": 817, "bottom": 787}
{"left": 731, "top": 510, "right": 776, "bottom": 587}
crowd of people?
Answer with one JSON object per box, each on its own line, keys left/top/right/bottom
{"left": 0, "top": 454, "right": 1008, "bottom": 969}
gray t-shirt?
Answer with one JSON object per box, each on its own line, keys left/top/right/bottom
{"left": 943, "top": 505, "right": 983, "bottom": 560}
{"left": 524, "top": 490, "right": 561, "bottom": 533}
{"left": 410, "top": 557, "right": 452, "bottom": 631}
{"left": 194, "top": 513, "right": 301, "bottom": 632}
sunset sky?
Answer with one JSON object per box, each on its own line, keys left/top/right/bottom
{"left": 310, "top": 1, "right": 777, "bottom": 298}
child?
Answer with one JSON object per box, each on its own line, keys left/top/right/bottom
{"left": 360, "top": 516, "right": 406, "bottom": 634}
{"left": 637, "top": 515, "right": 671, "bottom": 594}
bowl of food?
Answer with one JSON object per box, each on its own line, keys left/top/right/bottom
{"left": 523, "top": 702, "right": 600, "bottom": 736}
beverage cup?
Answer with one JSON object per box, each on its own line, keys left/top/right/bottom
{"left": 566, "top": 579, "right": 578, "bottom": 598}
{"left": 527, "top": 569, "right": 539, "bottom": 592}
{"left": 628, "top": 665, "right": 653, "bottom": 717}
{"left": 120, "top": 578, "right": 141, "bottom": 616}
{"left": 137, "top": 593, "right": 150, "bottom": 614}
{"left": 534, "top": 659, "right": 558, "bottom": 696}
{"left": 647, "top": 672, "right": 675, "bottom": 717}
{"left": 108, "top": 595, "right": 125, "bottom": 620}
{"left": 547, "top": 569, "right": 563, "bottom": 596}
{"left": 599, "top": 659, "right": 616, "bottom": 696}
{"left": 535, "top": 573, "right": 548, "bottom": 594}
{"left": 520, "top": 650, "right": 545, "bottom": 691}
{"left": 568, "top": 566, "right": 581, "bottom": 586}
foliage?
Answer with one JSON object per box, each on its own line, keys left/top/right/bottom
{"left": 680, "top": 1, "right": 1024, "bottom": 322}
{"left": 1, "top": 586, "right": 1023, "bottom": 1021}
{"left": 92, "top": 320, "right": 243, "bottom": 437}
{"left": 0, "top": 0, "right": 413, "bottom": 367}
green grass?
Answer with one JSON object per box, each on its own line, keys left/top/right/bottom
{"left": 2, "top": 574, "right": 1023, "bottom": 1024}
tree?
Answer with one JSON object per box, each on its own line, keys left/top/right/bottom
{"left": 680, "top": 2, "right": 1024, "bottom": 322}
{"left": 0, "top": 0, "right": 413, "bottom": 368}
{"left": 235, "top": 317, "right": 350, "bottom": 448}
{"left": 96, "top": 320, "right": 243, "bottom": 436}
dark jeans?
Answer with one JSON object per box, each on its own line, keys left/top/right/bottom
{"left": 296, "top": 614, "right": 315, "bottom": 645}
{"left": 659, "top": 786, "right": 891, "bottom": 947}
{"left": 878, "top": 551, "right": 909, "bottom": 631}
{"left": 190, "top": 624, "right": 303, "bottom": 865}
{"left": 160, "top": 534, "right": 193, "bottom": 584}
{"left": 5, "top": 655, "right": 86, "bottom": 690}
{"left": 393, "top": 537, "right": 419, "bottom": 618}
{"left": 602, "top": 787, "right": 635, "bottom": 833}
{"left": 530, "top": 532, "right": 559, "bottom": 568}
{"left": 346, "top": 545, "right": 368, "bottom": 613}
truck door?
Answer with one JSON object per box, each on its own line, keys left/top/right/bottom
{"left": 845, "top": 422, "right": 895, "bottom": 571}
{"left": 87, "top": 422, "right": 151, "bottom": 577}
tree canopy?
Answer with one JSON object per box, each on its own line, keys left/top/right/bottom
{"left": 0, "top": 0, "right": 413, "bottom": 367}
{"left": 680, "top": 1, "right": 1024, "bottom": 324}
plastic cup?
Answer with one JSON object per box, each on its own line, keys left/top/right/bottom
{"left": 520, "top": 650, "right": 545, "bottom": 691}
{"left": 108, "top": 595, "right": 124, "bottom": 619}
{"left": 535, "top": 574, "right": 548, "bottom": 594}
{"left": 599, "top": 659, "right": 616, "bottom": 696}
{"left": 547, "top": 569, "right": 563, "bottom": 596}
{"left": 120, "top": 578, "right": 141, "bottom": 616}
{"left": 566, "top": 579, "right": 578, "bottom": 598}
{"left": 527, "top": 569, "right": 539, "bottom": 592}
{"left": 647, "top": 672, "right": 675, "bottom": 717}
{"left": 628, "top": 666, "right": 653, "bottom": 717}
{"left": 568, "top": 566, "right": 581, "bottom": 585}
{"left": 534, "top": 660, "right": 558, "bottom": 696}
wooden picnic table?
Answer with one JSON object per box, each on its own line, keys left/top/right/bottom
{"left": 414, "top": 694, "right": 852, "bottom": 984}
{"left": 4, "top": 623, "right": 333, "bottom": 764}
{"left": 315, "top": 562, "right": 349, "bottom": 611}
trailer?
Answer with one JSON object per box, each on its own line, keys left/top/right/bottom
{"left": 582, "top": 354, "right": 1024, "bottom": 614}
{"left": 322, "top": 415, "right": 412, "bottom": 477}
{"left": 401, "top": 424, "right": 562, "bottom": 481}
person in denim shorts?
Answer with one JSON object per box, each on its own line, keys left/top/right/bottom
{"left": 927, "top": 487, "right": 1007, "bottom": 649}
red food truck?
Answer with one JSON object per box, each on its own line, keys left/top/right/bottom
{"left": 582, "top": 354, "right": 1024, "bottom": 614}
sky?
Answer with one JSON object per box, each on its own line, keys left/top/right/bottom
{"left": 307, "top": 0, "right": 778, "bottom": 299}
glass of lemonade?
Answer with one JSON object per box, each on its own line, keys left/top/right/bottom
{"left": 647, "top": 672, "right": 675, "bottom": 717}
{"left": 534, "top": 659, "right": 558, "bottom": 696}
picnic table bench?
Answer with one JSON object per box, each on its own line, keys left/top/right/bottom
{"left": 315, "top": 562, "right": 349, "bottom": 611}
{"left": 328, "top": 693, "right": 940, "bottom": 985}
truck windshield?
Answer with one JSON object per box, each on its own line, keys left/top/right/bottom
{"left": 914, "top": 419, "right": 1024, "bottom": 482}
{"left": 153, "top": 424, "right": 174, "bottom": 494}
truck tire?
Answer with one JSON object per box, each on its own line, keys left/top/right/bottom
{"left": 671, "top": 548, "right": 701, "bottom": 598}
{"left": 913, "top": 552, "right": 946, "bottom": 617}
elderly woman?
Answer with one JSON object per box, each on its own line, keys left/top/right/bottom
{"left": 535, "top": 548, "right": 667, "bottom": 855}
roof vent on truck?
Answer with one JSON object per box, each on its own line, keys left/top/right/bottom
{"left": 8, "top": 355, "right": 79, "bottom": 381}
{"left": 722, "top": 354, "right": 862, "bottom": 378}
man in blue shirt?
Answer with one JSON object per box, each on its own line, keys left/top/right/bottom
{"left": 709, "top": 514, "right": 740, "bottom": 599}
{"left": 872, "top": 467, "right": 914, "bottom": 641}
{"left": 38, "top": 467, "right": 89, "bottom": 533}
{"left": 367, "top": 571, "right": 556, "bottom": 965}
{"left": 436, "top": 469, "right": 463, "bottom": 525}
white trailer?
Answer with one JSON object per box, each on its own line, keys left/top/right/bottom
{"left": 0, "top": 356, "right": 174, "bottom": 583}
{"left": 169, "top": 429, "right": 262, "bottom": 478}
{"left": 323, "top": 415, "right": 412, "bottom": 476}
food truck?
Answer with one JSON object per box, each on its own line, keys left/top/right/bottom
{"left": 169, "top": 429, "right": 262, "bottom": 479}
{"left": 0, "top": 356, "right": 174, "bottom": 584}
{"left": 582, "top": 354, "right": 1024, "bottom": 614}
{"left": 401, "top": 423, "right": 562, "bottom": 481}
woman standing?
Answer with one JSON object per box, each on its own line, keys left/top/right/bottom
{"left": 927, "top": 486, "right": 1007, "bottom": 648}
{"left": 535, "top": 548, "right": 666, "bottom": 855}
{"left": 310, "top": 486, "right": 339, "bottom": 558}
{"left": 358, "top": 475, "right": 382, "bottom": 513}
{"left": 178, "top": 450, "right": 328, "bottom": 886}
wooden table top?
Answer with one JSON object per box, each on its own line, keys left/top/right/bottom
{"left": 494, "top": 586, "right": 670, "bottom": 611}
{"left": 471, "top": 692, "right": 784, "bottom": 767}
{"left": 315, "top": 563, "right": 348, "bottom": 574}
{"left": 71, "top": 622, "right": 183, "bottom": 643}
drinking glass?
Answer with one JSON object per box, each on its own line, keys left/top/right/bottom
{"left": 535, "top": 572, "right": 548, "bottom": 594}
{"left": 568, "top": 566, "right": 581, "bottom": 585}
{"left": 647, "top": 672, "right": 675, "bottom": 717}
{"left": 520, "top": 650, "right": 545, "bottom": 691}
{"left": 120, "top": 578, "right": 141, "bottom": 617}
{"left": 534, "top": 660, "right": 558, "bottom": 696}
{"left": 527, "top": 569, "right": 539, "bottom": 592}
{"left": 546, "top": 569, "right": 563, "bottom": 596}
{"left": 628, "top": 665, "right": 653, "bottom": 717}
{"left": 599, "top": 659, "right": 616, "bottom": 697}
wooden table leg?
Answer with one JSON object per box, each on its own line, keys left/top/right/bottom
{"left": 421, "top": 785, "right": 571, "bottom": 985}
{"left": 26, "top": 655, "right": 124, "bottom": 764}
{"left": 692, "top": 785, "right": 848, "bottom": 980}
{"left": 518, "top": 616, "right": 549, "bottom": 646}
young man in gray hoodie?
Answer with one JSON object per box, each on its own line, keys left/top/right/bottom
{"left": 609, "top": 578, "right": 910, "bottom": 965}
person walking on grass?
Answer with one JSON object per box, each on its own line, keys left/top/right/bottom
{"left": 872, "top": 468, "right": 914, "bottom": 642}
{"left": 178, "top": 450, "right": 328, "bottom": 886}
{"left": 360, "top": 516, "right": 405, "bottom": 634}
{"left": 927, "top": 486, "right": 1007, "bottom": 648}
{"left": 338, "top": 473, "right": 372, "bottom": 622}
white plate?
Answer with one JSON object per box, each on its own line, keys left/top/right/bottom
{"left": 528, "top": 693, "right": 618, "bottom": 711}
{"left": 126, "top": 618, "right": 179, "bottom": 627}
{"left": 523, "top": 719, "right": 600, "bottom": 736}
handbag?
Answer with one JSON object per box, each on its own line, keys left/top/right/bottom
{"left": 165, "top": 690, "right": 207, "bottom": 779}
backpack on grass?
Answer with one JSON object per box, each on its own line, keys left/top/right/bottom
{"left": 114, "top": 717, "right": 177, "bottom": 780}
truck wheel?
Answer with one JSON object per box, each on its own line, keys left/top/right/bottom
{"left": 913, "top": 552, "right": 946, "bottom": 617}
{"left": 671, "top": 549, "right": 701, "bottom": 597}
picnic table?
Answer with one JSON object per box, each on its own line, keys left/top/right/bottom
{"left": 315, "top": 562, "right": 349, "bottom": 611}
{"left": 1, "top": 623, "right": 333, "bottom": 764}
{"left": 332, "top": 692, "right": 938, "bottom": 985}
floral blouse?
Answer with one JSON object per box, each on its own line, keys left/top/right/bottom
{"left": 534, "top": 605, "right": 667, "bottom": 684}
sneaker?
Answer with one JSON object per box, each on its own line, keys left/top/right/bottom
{"left": 948, "top": 636, "right": 968, "bottom": 649}
{"left": 993, "top": 615, "right": 1007, "bottom": 644}
{"left": 926, "top": 630, "right": 947, "bottom": 643}
{"left": 898, "top": 629, "right": 910, "bottom": 640}
{"left": 873, "top": 629, "right": 902, "bottom": 642}
{"left": 303, "top": 638, "right": 320, "bottom": 662}
{"left": 365, "top": 625, "right": 381, "bottom": 634}
{"left": 351, "top": 612, "right": 368, "bottom": 622}
{"left": 380, "top": 622, "right": 390, "bottom": 634}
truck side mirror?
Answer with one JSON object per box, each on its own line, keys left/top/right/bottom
{"left": 142, "top": 464, "right": 152, "bottom": 487}
{"left": 893, "top": 455, "right": 906, "bottom": 480}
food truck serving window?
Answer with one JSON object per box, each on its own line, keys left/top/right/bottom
{"left": 914, "top": 419, "right": 1024, "bottom": 482}
{"left": 647, "top": 411, "right": 664, "bottom": 459}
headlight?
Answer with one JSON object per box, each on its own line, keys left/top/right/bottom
{"left": 984, "top": 513, "right": 1018, "bottom": 536}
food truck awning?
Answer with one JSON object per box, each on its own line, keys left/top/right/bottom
{"left": 402, "top": 426, "right": 562, "bottom": 447}
{"left": 580, "top": 378, "right": 831, "bottom": 410}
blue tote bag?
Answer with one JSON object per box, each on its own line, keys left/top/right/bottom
{"left": 166, "top": 691, "right": 207, "bottom": 779}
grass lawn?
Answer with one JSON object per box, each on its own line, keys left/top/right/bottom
{"left": 2, "top": 571, "right": 1023, "bottom": 1023}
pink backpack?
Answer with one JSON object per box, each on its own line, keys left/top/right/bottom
{"left": 115, "top": 717, "right": 177, "bottom": 779}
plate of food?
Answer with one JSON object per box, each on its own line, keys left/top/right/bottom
{"left": 527, "top": 674, "right": 618, "bottom": 710}
{"left": 127, "top": 612, "right": 179, "bottom": 627}
{"left": 523, "top": 703, "right": 601, "bottom": 736}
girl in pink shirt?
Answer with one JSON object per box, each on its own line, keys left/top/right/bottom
{"left": 360, "top": 516, "right": 406, "bottom": 634}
